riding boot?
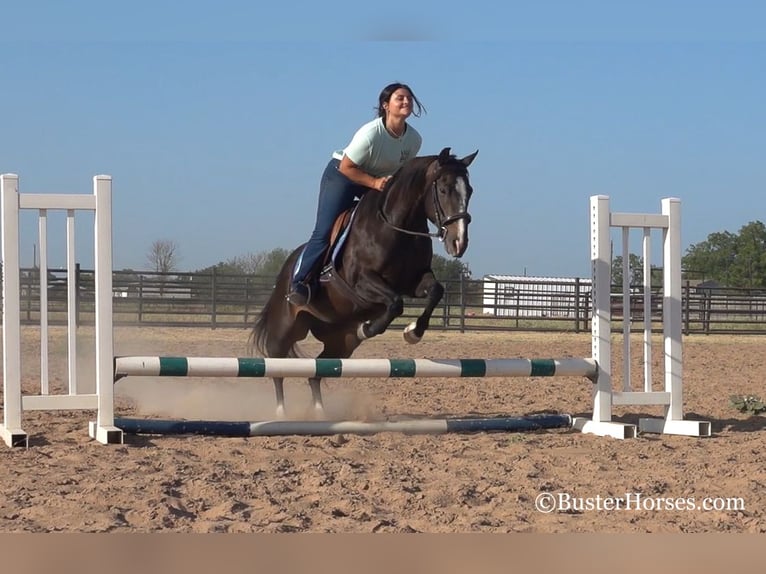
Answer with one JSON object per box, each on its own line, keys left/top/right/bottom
{"left": 287, "top": 280, "right": 312, "bottom": 306}
{"left": 288, "top": 240, "right": 326, "bottom": 306}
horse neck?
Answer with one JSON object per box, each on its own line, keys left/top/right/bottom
{"left": 380, "top": 170, "right": 429, "bottom": 228}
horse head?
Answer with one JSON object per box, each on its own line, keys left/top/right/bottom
{"left": 427, "top": 147, "right": 479, "bottom": 258}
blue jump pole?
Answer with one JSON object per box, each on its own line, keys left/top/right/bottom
{"left": 114, "top": 414, "right": 572, "bottom": 437}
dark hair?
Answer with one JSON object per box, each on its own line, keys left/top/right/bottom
{"left": 376, "top": 82, "right": 426, "bottom": 119}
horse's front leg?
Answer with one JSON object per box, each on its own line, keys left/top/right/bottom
{"left": 403, "top": 271, "right": 444, "bottom": 344}
{"left": 353, "top": 272, "right": 404, "bottom": 341}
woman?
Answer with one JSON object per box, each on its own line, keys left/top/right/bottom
{"left": 288, "top": 82, "right": 426, "bottom": 306}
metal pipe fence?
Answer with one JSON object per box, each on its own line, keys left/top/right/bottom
{"left": 6, "top": 268, "right": 766, "bottom": 334}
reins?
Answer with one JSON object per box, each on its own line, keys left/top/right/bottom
{"left": 377, "top": 202, "right": 441, "bottom": 238}
{"left": 377, "top": 178, "right": 472, "bottom": 241}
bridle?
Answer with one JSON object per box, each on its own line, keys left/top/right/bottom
{"left": 377, "top": 174, "right": 472, "bottom": 240}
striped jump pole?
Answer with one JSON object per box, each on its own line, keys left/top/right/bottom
{"left": 114, "top": 414, "right": 573, "bottom": 437}
{"left": 114, "top": 356, "right": 599, "bottom": 380}
{"left": 113, "top": 357, "right": 584, "bottom": 438}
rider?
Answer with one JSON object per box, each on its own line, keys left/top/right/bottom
{"left": 287, "top": 82, "right": 426, "bottom": 306}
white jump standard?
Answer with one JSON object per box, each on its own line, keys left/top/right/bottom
{"left": 0, "top": 170, "right": 711, "bottom": 446}
{"left": 0, "top": 174, "right": 121, "bottom": 448}
{"left": 575, "top": 196, "right": 710, "bottom": 438}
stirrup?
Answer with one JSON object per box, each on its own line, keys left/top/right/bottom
{"left": 287, "top": 282, "right": 312, "bottom": 306}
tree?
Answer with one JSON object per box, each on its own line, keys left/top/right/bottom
{"left": 258, "top": 248, "right": 291, "bottom": 277}
{"left": 683, "top": 231, "right": 738, "bottom": 284}
{"left": 226, "top": 253, "right": 268, "bottom": 274}
{"left": 431, "top": 254, "right": 471, "bottom": 281}
{"left": 682, "top": 222, "right": 766, "bottom": 287}
{"left": 729, "top": 222, "right": 766, "bottom": 288}
{"left": 146, "top": 239, "right": 180, "bottom": 273}
{"left": 611, "top": 254, "right": 642, "bottom": 287}
{"left": 195, "top": 248, "right": 291, "bottom": 278}
{"left": 611, "top": 254, "right": 662, "bottom": 288}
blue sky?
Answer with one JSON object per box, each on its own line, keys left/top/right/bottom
{"left": 2, "top": 2, "right": 764, "bottom": 278}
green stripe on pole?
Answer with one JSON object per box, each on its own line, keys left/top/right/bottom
{"left": 159, "top": 357, "right": 189, "bottom": 376}
{"left": 315, "top": 359, "right": 343, "bottom": 377}
{"left": 460, "top": 359, "right": 487, "bottom": 377}
{"left": 390, "top": 359, "right": 417, "bottom": 377}
{"left": 530, "top": 359, "right": 556, "bottom": 377}
{"left": 238, "top": 358, "right": 266, "bottom": 377}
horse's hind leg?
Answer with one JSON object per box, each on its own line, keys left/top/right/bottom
{"left": 273, "top": 377, "right": 287, "bottom": 418}
{"left": 404, "top": 271, "right": 444, "bottom": 344}
{"left": 307, "top": 377, "right": 324, "bottom": 418}
{"left": 265, "top": 311, "right": 311, "bottom": 418}
{"left": 308, "top": 327, "right": 364, "bottom": 418}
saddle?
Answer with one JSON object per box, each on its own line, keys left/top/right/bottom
{"left": 323, "top": 207, "right": 355, "bottom": 269}
{"left": 311, "top": 203, "right": 370, "bottom": 310}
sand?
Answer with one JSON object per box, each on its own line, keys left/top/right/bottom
{"left": 1, "top": 326, "right": 764, "bottom": 532}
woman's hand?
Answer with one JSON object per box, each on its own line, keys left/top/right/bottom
{"left": 339, "top": 155, "right": 390, "bottom": 191}
{"left": 374, "top": 176, "right": 391, "bottom": 191}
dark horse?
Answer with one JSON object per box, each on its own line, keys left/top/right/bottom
{"left": 252, "top": 147, "right": 478, "bottom": 417}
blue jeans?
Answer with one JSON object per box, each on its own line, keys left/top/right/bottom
{"left": 292, "top": 158, "right": 370, "bottom": 284}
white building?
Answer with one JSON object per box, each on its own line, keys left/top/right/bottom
{"left": 482, "top": 275, "right": 592, "bottom": 317}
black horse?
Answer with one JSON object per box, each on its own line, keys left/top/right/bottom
{"left": 252, "top": 147, "right": 478, "bottom": 417}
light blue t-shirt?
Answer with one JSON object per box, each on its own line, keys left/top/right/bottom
{"left": 332, "top": 117, "right": 422, "bottom": 178}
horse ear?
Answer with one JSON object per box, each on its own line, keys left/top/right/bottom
{"left": 438, "top": 147, "right": 452, "bottom": 163}
{"left": 460, "top": 150, "right": 479, "bottom": 167}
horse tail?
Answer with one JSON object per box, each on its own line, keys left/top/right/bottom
{"left": 250, "top": 301, "right": 272, "bottom": 357}
{"left": 249, "top": 249, "right": 305, "bottom": 359}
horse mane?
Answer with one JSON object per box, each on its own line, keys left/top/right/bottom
{"left": 384, "top": 155, "right": 434, "bottom": 195}
{"left": 385, "top": 148, "right": 468, "bottom": 192}
{"left": 384, "top": 150, "right": 467, "bottom": 195}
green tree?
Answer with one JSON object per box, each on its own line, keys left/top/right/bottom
{"left": 195, "top": 248, "right": 291, "bottom": 278}
{"left": 431, "top": 254, "right": 471, "bottom": 281}
{"left": 258, "top": 248, "right": 291, "bottom": 277}
{"left": 221, "top": 252, "right": 273, "bottom": 274}
{"left": 682, "top": 222, "right": 766, "bottom": 287}
{"left": 611, "top": 254, "right": 662, "bottom": 288}
{"left": 682, "top": 230, "right": 737, "bottom": 283}
{"left": 611, "top": 254, "right": 642, "bottom": 287}
{"left": 730, "top": 221, "right": 766, "bottom": 288}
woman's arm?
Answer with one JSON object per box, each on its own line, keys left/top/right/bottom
{"left": 338, "top": 155, "right": 390, "bottom": 191}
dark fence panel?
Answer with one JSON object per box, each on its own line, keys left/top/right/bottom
{"left": 5, "top": 268, "right": 766, "bottom": 334}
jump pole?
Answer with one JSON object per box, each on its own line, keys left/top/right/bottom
{"left": 114, "top": 414, "right": 573, "bottom": 437}
{"left": 112, "top": 357, "right": 584, "bottom": 438}
{"left": 114, "top": 357, "right": 599, "bottom": 380}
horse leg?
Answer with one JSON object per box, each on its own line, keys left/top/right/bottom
{"left": 308, "top": 327, "right": 364, "bottom": 417}
{"left": 403, "top": 271, "right": 444, "bottom": 344}
{"left": 307, "top": 377, "right": 324, "bottom": 417}
{"left": 273, "top": 378, "right": 287, "bottom": 418}
{"left": 259, "top": 304, "right": 311, "bottom": 419}
{"left": 349, "top": 271, "right": 406, "bottom": 341}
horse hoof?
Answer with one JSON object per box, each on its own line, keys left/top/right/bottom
{"left": 403, "top": 322, "right": 422, "bottom": 344}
